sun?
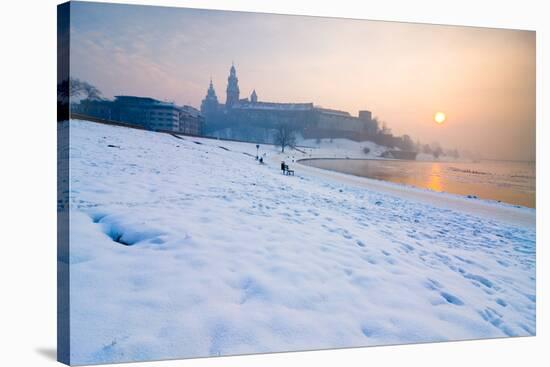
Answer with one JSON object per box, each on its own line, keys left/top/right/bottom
{"left": 434, "top": 112, "right": 446, "bottom": 124}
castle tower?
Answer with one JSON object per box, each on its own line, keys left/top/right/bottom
{"left": 226, "top": 63, "right": 240, "bottom": 107}
{"left": 200, "top": 78, "right": 219, "bottom": 115}
{"left": 250, "top": 89, "right": 258, "bottom": 103}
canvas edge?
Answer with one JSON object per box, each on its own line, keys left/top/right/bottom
{"left": 57, "top": 1, "right": 71, "bottom": 365}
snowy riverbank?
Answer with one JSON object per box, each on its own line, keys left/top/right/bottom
{"left": 65, "top": 120, "right": 535, "bottom": 365}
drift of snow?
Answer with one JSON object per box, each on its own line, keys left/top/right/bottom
{"left": 64, "top": 120, "right": 535, "bottom": 365}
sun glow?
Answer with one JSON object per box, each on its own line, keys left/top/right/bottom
{"left": 434, "top": 112, "right": 446, "bottom": 124}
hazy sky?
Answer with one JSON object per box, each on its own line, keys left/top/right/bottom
{"left": 70, "top": 1, "right": 536, "bottom": 161}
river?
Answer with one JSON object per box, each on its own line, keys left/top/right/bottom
{"left": 300, "top": 158, "right": 536, "bottom": 208}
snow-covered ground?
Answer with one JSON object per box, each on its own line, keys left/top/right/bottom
{"left": 207, "top": 132, "right": 388, "bottom": 159}
{"left": 65, "top": 120, "right": 535, "bottom": 365}
{"left": 297, "top": 138, "right": 458, "bottom": 161}
{"left": 297, "top": 137, "right": 387, "bottom": 159}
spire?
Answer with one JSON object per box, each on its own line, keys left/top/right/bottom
{"left": 250, "top": 89, "right": 258, "bottom": 103}
{"left": 226, "top": 63, "right": 240, "bottom": 107}
{"left": 201, "top": 79, "right": 219, "bottom": 115}
{"left": 206, "top": 78, "right": 217, "bottom": 99}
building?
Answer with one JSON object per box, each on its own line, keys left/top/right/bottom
{"left": 72, "top": 95, "right": 203, "bottom": 135}
{"left": 112, "top": 96, "right": 180, "bottom": 131}
{"left": 200, "top": 64, "right": 378, "bottom": 143}
{"left": 200, "top": 79, "right": 219, "bottom": 114}
{"left": 226, "top": 63, "right": 240, "bottom": 107}
{"left": 179, "top": 105, "right": 203, "bottom": 135}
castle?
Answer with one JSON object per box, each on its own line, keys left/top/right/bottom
{"left": 200, "top": 64, "right": 379, "bottom": 143}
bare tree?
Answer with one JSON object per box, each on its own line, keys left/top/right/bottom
{"left": 274, "top": 123, "right": 296, "bottom": 153}
{"left": 57, "top": 79, "right": 71, "bottom": 121}
{"left": 431, "top": 142, "right": 443, "bottom": 159}
{"left": 400, "top": 134, "right": 415, "bottom": 151}
{"left": 422, "top": 144, "right": 433, "bottom": 155}
{"left": 371, "top": 117, "right": 380, "bottom": 133}
{"left": 432, "top": 146, "right": 443, "bottom": 159}
{"left": 81, "top": 81, "right": 102, "bottom": 101}
{"left": 57, "top": 79, "right": 71, "bottom": 101}
{"left": 381, "top": 121, "right": 391, "bottom": 135}
{"left": 57, "top": 78, "right": 102, "bottom": 120}
{"left": 57, "top": 78, "right": 99, "bottom": 99}
{"left": 69, "top": 78, "right": 84, "bottom": 98}
{"left": 71, "top": 78, "right": 103, "bottom": 113}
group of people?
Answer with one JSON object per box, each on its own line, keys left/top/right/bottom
{"left": 255, "top": 144, "right": 265, "bottom": 164}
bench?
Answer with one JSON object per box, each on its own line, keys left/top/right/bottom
{"left": 281, "top": 164, "right": 295, "bottom": 176}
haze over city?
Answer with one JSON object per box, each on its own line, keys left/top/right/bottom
{"left": 70, "top": 1, "right": 535, "bottom": 161}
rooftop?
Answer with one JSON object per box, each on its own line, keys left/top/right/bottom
{"left": 234, "top": 101, "right": 314, "bottom": 111}
{"left": 114, "top": 95, "right": 175, "bottom": 108}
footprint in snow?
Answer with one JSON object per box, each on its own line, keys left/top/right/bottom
{"left": 440, "top": 292, "right": 464, "bottom": 306}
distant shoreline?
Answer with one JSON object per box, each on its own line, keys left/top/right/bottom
{"left": 298, "top": 156, "right": 535, "bottom": 165}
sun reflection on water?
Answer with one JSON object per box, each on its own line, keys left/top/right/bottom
{"left": 302, "top": 159, "right": 535, "bottom": 208}
{"left": 426, "top": 163, "right": 443, "bottom": 192}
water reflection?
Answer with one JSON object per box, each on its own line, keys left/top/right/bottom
{"left": 301, "top": 159, "right": 535, "bottom": 208}
{"left": 426, "top": 163, "right": 443, "bottom": 192}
